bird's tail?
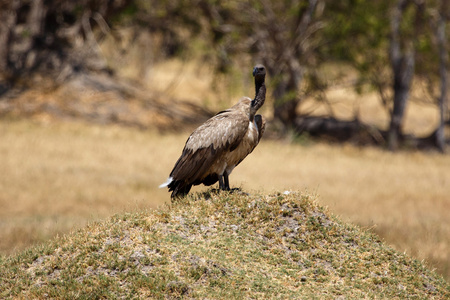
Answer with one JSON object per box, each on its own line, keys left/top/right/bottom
{"left": 159, "top": 177, "right": 173, "bottom": 188}
{"left": 159, "top": 177, "right": 192, "bottom": 198}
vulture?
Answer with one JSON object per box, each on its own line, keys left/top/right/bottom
{"left": 160, "top": 64, "right": 267, "bottom": 198}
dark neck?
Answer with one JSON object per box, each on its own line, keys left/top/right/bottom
{"left": 251, "top": 76, "right": 266, "bottom": 111}
{"left": 255, "top": 77, "right": 263, "bottom": 96}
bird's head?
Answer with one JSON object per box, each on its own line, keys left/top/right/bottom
{"left": 253, "top": 64, "right": 266, "bottom": 78}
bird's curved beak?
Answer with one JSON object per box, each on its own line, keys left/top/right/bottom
{"left": 253, "top": 67, "right": 257, "bottom": 77}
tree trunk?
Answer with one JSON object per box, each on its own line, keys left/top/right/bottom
{"left": 388, "top": 53, "right": 415, "bottom": 151}
{"left": 24, "top": 0, "right": 47, "bottom": 70}
{"left": 435, "top": 2, "right": 448, "bottom": 152}
{"left": 0, "top": 1, "right": 20, "bottom": 76}
{"left": 387, "top": 0, "right": 416, "bottom": 151}
{"left": 272, "top": 76, "right": 300, "bottom": 129}
{"left": 274, "top": 97, "right": 298, "bottom": 128}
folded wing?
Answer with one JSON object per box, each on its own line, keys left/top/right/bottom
{"left": 167, "top": 109, "right": 249, "bottom": 197}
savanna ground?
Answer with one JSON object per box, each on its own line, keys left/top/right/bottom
{"left": 1, "top": 59, "right": 449, "bottom": 283}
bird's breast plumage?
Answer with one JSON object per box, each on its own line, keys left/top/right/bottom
{"left": 223, "top": 118, "right": 260, "bottom": 174}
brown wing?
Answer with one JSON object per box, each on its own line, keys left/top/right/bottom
{"left": 169, "top": 109, "right": 249, "bottom": 185}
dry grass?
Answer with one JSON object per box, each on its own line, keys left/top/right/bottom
{"left": 0, "top": 119, "right": 168, "bottom": 254}
{"left": 1, "top": 117, "right": 449, "bottom": 282}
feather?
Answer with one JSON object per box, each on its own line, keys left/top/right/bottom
{"left": 159, "top": 177, "right": 173, "bottom": 188}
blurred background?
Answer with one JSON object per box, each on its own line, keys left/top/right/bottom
{"left": 0, "top": 0, "right": 449, "bottom": 281}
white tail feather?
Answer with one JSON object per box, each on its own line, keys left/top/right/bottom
{"left": 159, "top": 177, "right": 173, "bottom": 188}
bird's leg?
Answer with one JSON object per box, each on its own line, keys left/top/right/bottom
{"left": 218, "top": 175, "right": 225, "bottom": 190}
{"left": 223, "top": 171, "right": 230, "bottom": 190}
{"left": 218, "top": 173, "right": 230, "bottom": 191}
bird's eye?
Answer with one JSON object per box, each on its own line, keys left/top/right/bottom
{"left": 259, "top": 67, "right": 264, "bottom": 71}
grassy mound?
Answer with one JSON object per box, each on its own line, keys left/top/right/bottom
{"left": 1, "top": 191, "right": 449, "bottom": 299}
